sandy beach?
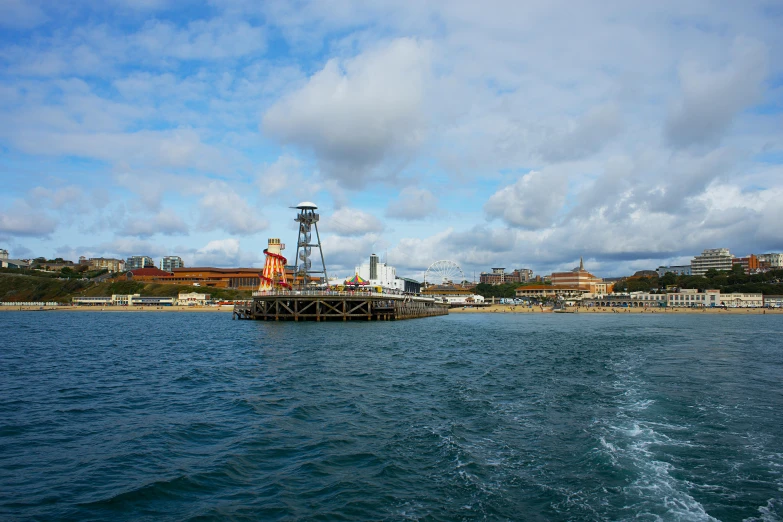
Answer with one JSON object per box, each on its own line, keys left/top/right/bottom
{"left": 450, "top": 304, "right": 783, "bottom": 315}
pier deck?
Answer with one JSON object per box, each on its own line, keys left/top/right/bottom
{"left": 233, "top": 291, "right": 448, "bottom": 321}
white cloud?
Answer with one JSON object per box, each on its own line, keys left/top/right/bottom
{"left": 198, "top": 181, "right": 268, "bottom": 235}
{"left": 485, "top": 170, "right": 569, "bottom": 230}
{"left": 193, "top": 238, "right": 242, "bottom": 266}
{"left": 0, "top": 201, "right": 58, "bottom": 237}
{"left": 262, "top": 37, "right": 431, "bottom": 184}
{"left": 119, "top": 209, "right": 189, "bottom": 238}
{"left": 385, "top": 187, "right": 437, "bottom": 220}
{"left": 665, "top": 37, "right": 769, "bottom": 148}
{"left": 327, "top": 207, "right": 384, "bottom": 235}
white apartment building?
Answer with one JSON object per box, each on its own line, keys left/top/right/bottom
{"left": 355, "top": 254, "right": 405, "bottom": 291}
{"left": 691, "top": 249, "right": 733, "bottom": 276}
{"left": 126, "top": 256, "right": 154, "bottom": 270}
{"left": 756, "top": 253, "right": 783, "bottom": 268}
{"left": 667, "top": 289, "right": 721, "bottom": 307}
{"left": 764, "top": 295, "right": 783, "bottom": 308}
{"left": 177, "top": 292, "right": 211, "bottom": 305}
{"left": 162, "top": 256, "right": 184, "bottom": 272}
{"left": 720, "top": 293, "right": 764, "bottom": 307}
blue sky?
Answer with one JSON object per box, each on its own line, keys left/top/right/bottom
{"left": 1, "top": 0, "right": 782, "bottom": 280}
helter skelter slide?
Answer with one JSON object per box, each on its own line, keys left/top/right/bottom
{"left": 258, "top": 238, "right": 291, "bottom": 291}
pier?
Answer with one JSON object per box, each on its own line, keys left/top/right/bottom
{"left": 233, "top": 290, "right": 449, "bottom": 321}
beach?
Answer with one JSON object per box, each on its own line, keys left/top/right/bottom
{"left": 450, "top": 304, "right": 783, "bottom": 314}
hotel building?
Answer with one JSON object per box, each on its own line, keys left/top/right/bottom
{"left": 690, "top": 248, "right": 732, "bottom": 276}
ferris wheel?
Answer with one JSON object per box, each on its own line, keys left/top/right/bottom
{"left": 424, "top": 260, "right": 465, "bottom": 286}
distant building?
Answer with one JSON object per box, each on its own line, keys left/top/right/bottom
{"left": 480, "top": 268, "right": 506, "bottom": 285}
{"left": 162, "top": 256, "right": 185, "bottom": 272}
{"left": 764, "top": 295, "right": 783, "bottom": 308}
{"left": 89, "top": 257, "right": 125, "bottom": 273}
{"left": 355, "top": 255, "right": 404, "bottom": 291}
{"left": 667, "top": 289, "right": 721, "bottom": 307}
{"left": 656, "top": 265, "right": 692, "bottom": 277}
{"left": 1, "top": 257, "right": 31, "bottom": 269}
{"left": 79, "top": 256, "right": 88, "bottom": 265}
{"left": 515, "top": 285, "right": 585, "bottom": 300}
{"left": 126, "top": 256, "right": 155, "bottom": 270}
{"left": 720, "top": 293, "right": 763, "bottom": 308}
{"left": 732, "top": 255, "right": 759, "bottom": 274}
{"left": 690, "top": 248, "right": 732, "bottom": 276}
{"left": 550, "top": 257, "right": 607, "bottom": 293}
{"left": 177, "top": 292, "right": 211, "bottom": 305}
{"left": 510, "top": 268, "right": 534, "bottom": 283}
{"left": 756, "top": 253, "right": 783, "bottom": 269}
{"left": 397, "top": 277, "right": 422, "bottom": 294}
{"left": 0, "top": 249, "right": 8, "bottom": 261}
{"left": 126, "top": 267, "right": 174, "bottom": 280}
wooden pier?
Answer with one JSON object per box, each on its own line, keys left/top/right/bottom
{"left": 233, "top": 291, "right": 449, "bottom": 321}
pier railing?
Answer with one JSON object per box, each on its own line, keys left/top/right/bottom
{"left": 252, "top": 290, "right": 437, "bottom": 302}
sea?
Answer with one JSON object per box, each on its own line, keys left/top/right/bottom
{"left": 1, "top": 311, "right": 782, "bottom": 521}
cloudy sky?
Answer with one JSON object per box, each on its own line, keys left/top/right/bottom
{"left": 1, "top": 0, "right": 782, "bottom": 280}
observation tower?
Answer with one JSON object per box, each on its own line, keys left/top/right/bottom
{"left": 258, "top": 238, "right": 290, "bottom": 291}
{"left": 293, "top": 201, "right": 329, "bottom": 287}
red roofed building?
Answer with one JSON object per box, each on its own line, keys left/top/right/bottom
{"left": 126, "top": 267, "right": 174, "bottom": 281}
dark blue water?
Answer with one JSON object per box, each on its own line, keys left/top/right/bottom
{"left": 1, "top": 312, "right": 782, "bottom": 521}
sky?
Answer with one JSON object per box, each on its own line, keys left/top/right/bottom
{"left": 1, "top": 0, "right": 782, "bottom": 281}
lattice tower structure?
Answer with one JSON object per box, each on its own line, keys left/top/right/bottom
{"left": 293, "top": 202, "right": 329, "bottom": 287}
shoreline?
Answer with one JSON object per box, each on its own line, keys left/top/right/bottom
{"left": 0, "top": 305, "right": 234, "bottom": 312}
{"left": 1, "top": 304, "right": 782, "bottom": 315}
{"left": 450, "top": 304, "right": 783, "bottom": 315}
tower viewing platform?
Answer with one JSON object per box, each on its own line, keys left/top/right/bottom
{"left": 233, "top": 290, "right": 448, "bottom": 321}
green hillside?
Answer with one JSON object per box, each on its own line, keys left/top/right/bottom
{"left": 0, "top": 273, "right": 252, "bottom": 303}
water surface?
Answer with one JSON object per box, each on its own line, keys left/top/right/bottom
{"left": 1, "top": 312, "right": 782, "bottom": 520}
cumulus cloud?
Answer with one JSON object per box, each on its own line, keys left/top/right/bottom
{"left": 193, "top": 238, "right": 244, "bottom": 267}
{"left": 0, "top": 201, "right": 58, "bottom": 237}
{"left": 484, "top": 170, "right": 569, "bottom": 229}
{"left": 326, "top": 207, "right": 384, "bottom": 235}
{"left": 198, "top": 181, "right": 268, "bottom": 235}
{"left": 385, "top": 187, "right": 437, "bottom": 220}
{"left": 539, "top": 104, "right": 623, "bottom": 162}
{"left": 262, "top": 37, "right": 431, "bottom": 184}
{"left": 119, "top": 209, "right": 189, "bottom": 237}
{"left": 665, "top": 37, "right": 769, "bottom": 149}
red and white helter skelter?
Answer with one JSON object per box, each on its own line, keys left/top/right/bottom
{"left": 258, "top": 238, "right": 291, "bottom": 291}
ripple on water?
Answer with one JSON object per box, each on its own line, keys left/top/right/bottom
{"left": 0, "top": 312, "right": 782, "bottom": 520}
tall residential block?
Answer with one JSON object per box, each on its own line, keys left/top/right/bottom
{"left": 756, "top": 253, "right": 783, "bottom": 268}
{"left": 126, "top": 256, "right": 155, "bottom": 270}
{"left": 161, "top": 256, "right": 185, "bottom": 272}
{"left": 690, "top": 248, "right": 732, "bottom": 276}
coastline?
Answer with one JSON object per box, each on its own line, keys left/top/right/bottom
{"left": 0, "top": 305, "right": 234, "bottom": 312}
{"left": 1, "top": 304, "right": 782, "bottom": 314}
{"left": 449, "top": 304, "right": 783, "bottom": 315}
